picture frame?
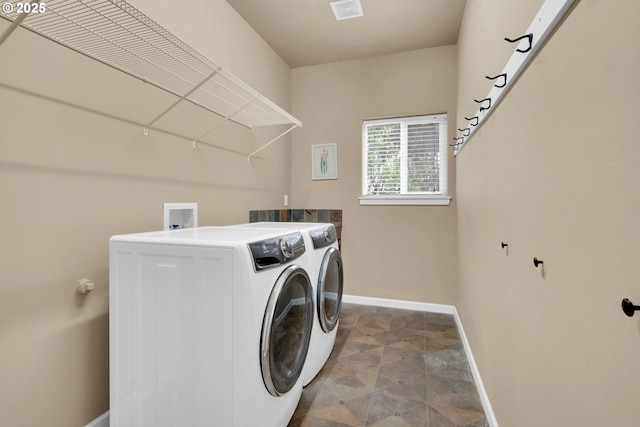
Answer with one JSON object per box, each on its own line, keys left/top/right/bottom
{"left": 311, "top": 143, "right": 338, "bottom": 180}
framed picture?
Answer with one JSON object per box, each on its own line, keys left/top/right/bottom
{"left": 311, "top": 143, "right": 338, "bottom": 180}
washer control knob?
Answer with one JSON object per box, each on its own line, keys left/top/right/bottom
{"left": 323, "top": 228, "right": 332, "bottom": 242}
{"left": 279, "top": 238, "right": 293, "bottom": 259}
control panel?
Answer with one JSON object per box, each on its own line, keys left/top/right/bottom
{"left": 248, "top": 232, "right": 306, "bottom": 271}
{"left": 310, "top": 225, "right": 337, "bottom": 249}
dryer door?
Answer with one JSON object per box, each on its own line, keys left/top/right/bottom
{"left": 261, "top": 264, "right": 313, "bottom": 396}
{"left": 317, "top": 247, "right": 344, "bottom": 333}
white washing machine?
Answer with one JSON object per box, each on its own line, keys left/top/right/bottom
{"left": 109, "top": 226, "right": 314, "bottom": 427}
{"left": 229, "top": 222, "right": 344, "bottom": 385}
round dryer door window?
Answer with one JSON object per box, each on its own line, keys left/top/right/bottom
{"left": 261, "top": 264, "right": 313, "bottom": 396}
{"left": 318, "top": 247, "right": 344, "bottom": 333}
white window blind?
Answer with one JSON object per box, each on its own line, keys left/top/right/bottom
{"left": 362, "top": 114, "right": 447, "bottom": 202}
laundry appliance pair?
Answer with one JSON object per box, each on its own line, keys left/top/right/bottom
{"left": 109, "top": 223, "right": 343, "bottom": 427}
{"left": 230, "top": 221, "right": 344, "bottom": 386}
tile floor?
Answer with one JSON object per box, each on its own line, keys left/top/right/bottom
{"left": 289, "top": 303, "right": 489, "bottom": 427}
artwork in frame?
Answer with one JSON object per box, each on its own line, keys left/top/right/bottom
{"left": 311, "top": 143, "right": 338, "bottom": 180}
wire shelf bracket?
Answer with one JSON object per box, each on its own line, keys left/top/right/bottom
{"left": 144, "top": 68, "right": 221, "bottom": 134}
{"left": 0, "top": 0, "right": 301, "bottom": 155}
{"left": 247, "top": 124, "right": 298, "bottom": 162}
{"left": 193, "top": 95, "right": 259, "bottom": 149}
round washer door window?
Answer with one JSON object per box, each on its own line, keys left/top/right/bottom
{"left": 261, "top": 264, "right": 313, "bottom": 396}
{"left": 318, "top": 247, "right": 344, "bottom": 333}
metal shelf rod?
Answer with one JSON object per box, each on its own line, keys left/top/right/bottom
{"left": 0, "top": 0, "right": 41, "bottom": 47}
{"left": 248, "top": 124, "right": 299, "bottom": 162}
{"left": 145, "top": 68, "right": 219, "bottom": 130}
{"left": 193, "top": 96, "right": 259, "bottom": 146}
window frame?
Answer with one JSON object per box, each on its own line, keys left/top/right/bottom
{"left": 360, "top": 114, "right": 451, "bottom": 206}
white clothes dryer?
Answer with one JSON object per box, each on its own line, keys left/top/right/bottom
{"left": 109, "top": 226, "right": 314, "bottom": 427}
{"left": 229, "top": 222, "right": 344, "bottom": 385}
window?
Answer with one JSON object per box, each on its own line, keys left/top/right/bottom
{"left": 360, "top": 114, "right": 450, "bottom": 206}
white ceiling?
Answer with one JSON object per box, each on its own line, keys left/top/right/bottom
{"left": 226, "top": 0, "right": 467, "bottom": 68}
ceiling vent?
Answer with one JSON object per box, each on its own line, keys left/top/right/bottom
{"left": 330, "top": 0, "right": 364, "bottom": 21}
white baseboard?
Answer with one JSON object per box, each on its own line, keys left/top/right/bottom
{"left": 343, "top": 294, "right": 498, "bottom": 427}
{"left": 451, "top": 306, "right": 499, "bottom": 427}
{"left": 85, "top": 411, "right": 109, "bottom": 427}
{"left": 342, "top": 294, "right": 456, "bottom": 314}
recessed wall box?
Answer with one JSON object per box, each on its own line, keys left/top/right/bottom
{"left": 163, "top": 203, "right": 198, "bottom": 230}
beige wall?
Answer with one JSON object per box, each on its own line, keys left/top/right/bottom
{"left": 456, "top": 0, "right": 640, "bottom": 425}
{"left": 6, "top": 1, "right": 639, "bottom": 425}
{"left": 0, "top": 1, "right": 292, "bottom": 425}
{"left": 291, "top": 47, "right": 458, "bottom": 304}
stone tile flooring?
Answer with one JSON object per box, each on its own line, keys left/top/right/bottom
{"left": 288, "top": 303, "right": 489, "bottom": 427}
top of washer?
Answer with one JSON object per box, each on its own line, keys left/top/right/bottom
{"left": 110, "top": 226, "right": 299, "bottom": 247}
{"left": 230, "top": 222, "right": 321, "bottom": 230}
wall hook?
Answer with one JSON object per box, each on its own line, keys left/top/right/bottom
{"left": 450, "top": 137, "right": 464, "bottom": 147}
{"left": 486, "top": 73, "right": 507, "bottom": 88}
{"left": 621, "top": 298, "right": 640, "bottom": 317}
{"left": 533, "top": 257, "right": 544, "bottom": 267}
{"left": 501, "top": 242, "right": 508, "bottom": 249}
{"left": 449, "top": 137, "right": 463, "bottom": 148}
{"left": 504, "top": 33, "right": 533, "bottom": 53}
{"left": 474, "top": 97, "right": 492, "bottom": 113}
{"left": 465, "top": 116, "right": 479, "bottom": 126}
{"left": 458, "top": 128, "right": 470, "bottom": 136}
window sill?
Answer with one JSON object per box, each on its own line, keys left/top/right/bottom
{"left": 358, "top": 195, "right": 451, "bottom": 206}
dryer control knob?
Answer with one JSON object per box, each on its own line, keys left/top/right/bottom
{"left": 280, "top": 238, "right": 293, "bottom": 259}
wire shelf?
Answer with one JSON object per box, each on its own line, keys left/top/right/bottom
{"left": 0, "top": 0, "right": 301, "bottom": 134}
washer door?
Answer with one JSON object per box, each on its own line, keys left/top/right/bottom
{"left": 317, "top": 247, "right": 344, "bottom": 333}
{"left": 261, "top": 264, "right": 313, "bottom": 396}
